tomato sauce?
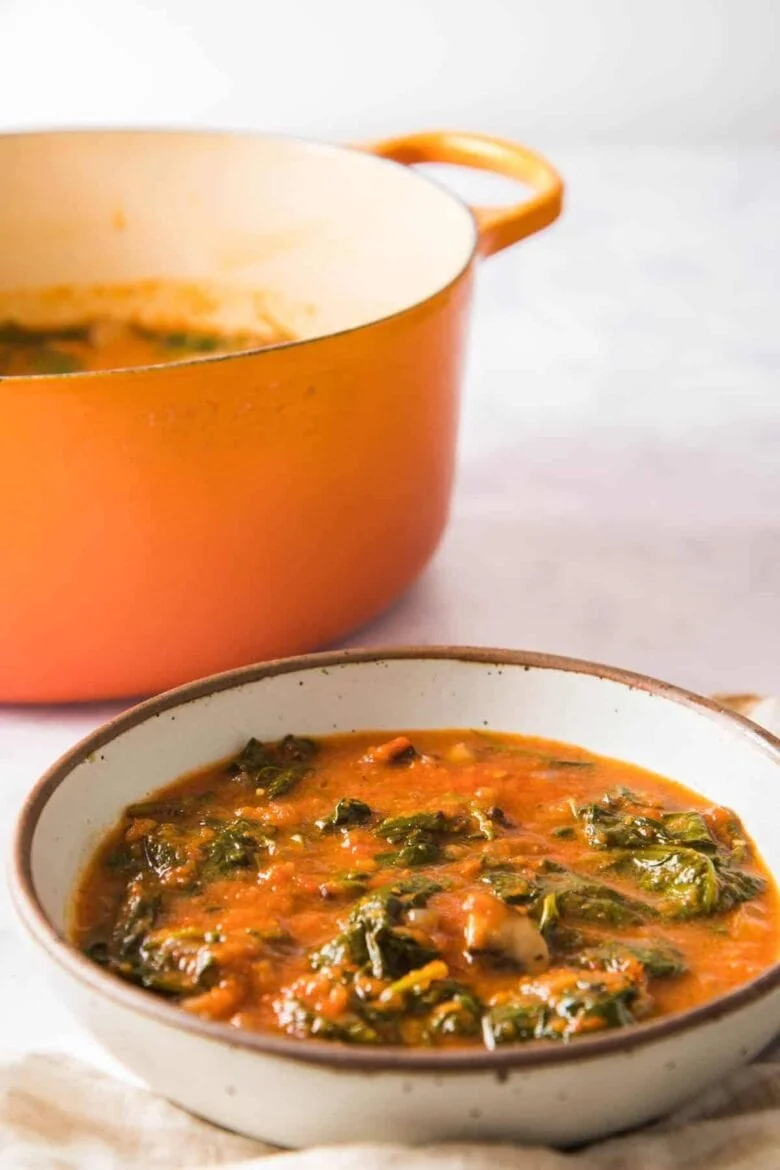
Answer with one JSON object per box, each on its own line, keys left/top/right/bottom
{"left": 73, "top": 730, "right": 779, "bottom": 1048}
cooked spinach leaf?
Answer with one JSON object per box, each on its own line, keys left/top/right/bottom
{"left": 311, "top": 876, "right": 443, "bottom": 981}
{"left": 30, "top": 346, "right": 82, "bottom": 374}
{"left": 577, "top": 794, "right": 717, "bottom": 853}
{"left": 576, "top": 939, "right": 687, "bottom": 978}
{"left": 0, "top": 322, "right": 89, "bottom": 344}
{"left": 376, "top": 836, "right": 443, "bottom": 868}
{"left": 111, "top": 879, "right": 159, "bottom": 957}
{"left": 228, "top": 734, "right": 317, "bottom": 798}
{"left": 481, "top": 867, "right": 540, "bottom": 907}
{"left": 275, "top": 995, "right": 384, "bottom": 1044}
{"left": 539, "top": 862, "right": 653, "bottom": 927}
{"left": 280, "top": 957, "right": 482, "bottom": 1046}
{"left": 319, "top": 871, "right": 373, "bottom": 898}
{"left": 483, "top": 860, "right": 652, "bottom": 927}
{"left": 375, "top": 811, "right": 449, "bottom": 868}
{"left": 551, "top": 826, "right": 576, "bottom": 840}
{"left": 614, "top": 847, "right": 765, "bottom": 918}
{"left": 372, "top": 963, "right": 483, "bottom": 1040}
{"left": 201, "top": 817, "right": 275, "bottom": 878}
{"left": 661, "top": 812, "right": 718, "bottom": 851}
{"left": 143, "top": 328, "right": 224, "bottom": 354}
{"left": 316, "top": 798, "right": 373, "bottom": 832}
{"left": 134, "top": 929, "right": 218, "bottom": 995}
{"left": 377, "top": 812, "right": 448, "bottom": 842}
{"left": 483, "top": 970, "right": 641, "bottom": 1047}
{"left": 140, "top": 823, "right": 191, "bottom": 880}
{"left": 374, "top": 804, "right": 504, "bottom": 867}
{"left": 425, "top": 990, "right": 483, "bottom": 1039}
{"left": 126, "top": 793, "right": 206, "bottom": 820}
{"left": 474, "top": 732, "right": 594, "bottom": 769}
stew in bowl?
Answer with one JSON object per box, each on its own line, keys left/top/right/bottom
{"left": 74, "top": 728, "right": 777, "bottom": 1049}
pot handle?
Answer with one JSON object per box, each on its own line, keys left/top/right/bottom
{"left": 361, "top": 130, "right": 563, "bottom": 258}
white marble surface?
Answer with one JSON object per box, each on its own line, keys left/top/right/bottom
{"left": 1, "top": 147, "right": 779, "bottom": 1074}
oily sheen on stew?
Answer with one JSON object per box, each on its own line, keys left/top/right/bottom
{"left": 73, "top": 730, "right": 779, "bottom": 1048}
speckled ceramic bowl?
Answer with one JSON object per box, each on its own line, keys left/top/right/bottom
{"left": 11, "top": 648, "right": 780, "bottom": 1147}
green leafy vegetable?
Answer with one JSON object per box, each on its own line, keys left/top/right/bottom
{"left": 348, "top": 895, "right": 438, "bottom": 980}
{"left": 148, "top": 329, "right": 224, "bottom": 354}
{"left": 374, "top": 804, "right": 503, "bottom": 867}
{"left": 0, "top": 322, "right": 89, "bottom": 344}
{"left": 614, "top": 847, "right": 765, "bottom": 918}
{"left": 126, "top": 794, "right": 206, "bottom": 820}
{"left": 279, "top": 955, "right": 482, "bottom": 1046}
{"left": 474, "top": 732, "right": 594, "bottom": 769}
{"left": 379, "top": 875, "right": 446, "bottom": 909}
{"left": 577, "top": 793, "right": 717, "bottom": 853}
{"left": 0, "top": 324, "right": 87, "bottom": 374}
{"left": 311, "top": 876, "right": 443, "bottom": 980}
{"left": 98, "top": 882, "right": 219, "bottom": 995}
{"left": 372, "top": 966, "right": 483, "bottom": 1041}
{"left": 229, "top": 735, "right": 317, "bottom": 799}
{"left": 275, "top": 995, "right": 384, "bottom": 1044}
{"left": 539, "top": 862, "right": 653, "bottom": 927}
{"left": 576, "top": 939, "right": 687, "bottom": 978}
{"left": 574, "top": 790, "right": 762, "bottom": 920}
{"left": 376, "top": 837, "right": 442, "bottom": 868}
{"left": 425, "top": 990, "right": 483, "bottom": 1039}
{"left": 244, "top": 926, "right": 296, "bottom": 951}
{"left": 140, "top": 823, "right": 191, "bottom": 880}
{"left": 483, "top": 861, "right": 652, "bottom": 927}
{"left": 375, "top": 811, "right": 449, "bottom": 868}
{"left": 483, "top": 970, "right": 642, "bottom": 1047}
{"left": 316, "top": 798, "right": 373, "bottom": 832}
{"left": 111, "top": 879, "right": 159, "bottom": 957}
{"left": 201, "top": 817, "right": 275, "bottom": 878}
{"left": 481, "top": 868, "right": 540, "bottom": 906}
{"left": 319, "top": 871, "right": 373, "bottom": 898}
{"left": 29, "top": 346, "right": 82, "bottom": 374}
{"left": 377, "top": 812, "right": 448, "bottom": 842}
{"left": 134, "top": 929, "right": 218, "bottom": 995}
{"left": 661, "top": 812, "right": 718, "bottom": 851}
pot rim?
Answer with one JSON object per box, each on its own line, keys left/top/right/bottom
{"left": 12, "top": 644, "right": 780, "bottom": 1073}
{"left": 0, "top": 125, "right": 479, "bottom": 382}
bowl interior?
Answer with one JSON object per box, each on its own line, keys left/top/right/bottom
{"left": 0, "top": 131, "right": 475, "bottom": 342}
{"left": 26, "top": 653, "right": 780, "bottom": 935}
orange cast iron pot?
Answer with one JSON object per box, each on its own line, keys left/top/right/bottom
{"left": 0, "top": 129, "right": 563, "bottom": 702}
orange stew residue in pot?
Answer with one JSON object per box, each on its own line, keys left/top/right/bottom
{"left": 0, "top": 318, "right": 286, "bottom": 375}
{"left": 73, "top": 730, "right": 780, "bottom": 1048}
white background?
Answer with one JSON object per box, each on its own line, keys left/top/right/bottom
{"left": 0, "top": 0, "right": 779, "bottom": 144}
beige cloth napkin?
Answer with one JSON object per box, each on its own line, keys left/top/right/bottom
{"left": 3, "top": 694, "right": 778, "bottom": 1170}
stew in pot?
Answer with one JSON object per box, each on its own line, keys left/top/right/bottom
{"left": 0, "top": 317, "right": 285, "bottom": 374}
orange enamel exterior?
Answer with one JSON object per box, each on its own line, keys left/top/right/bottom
{"left": 0, "top": 131, "right": 563, "bottom": 702}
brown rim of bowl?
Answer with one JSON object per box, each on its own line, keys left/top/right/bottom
{"left": 12, "top": 645, "right": 780, "bottom": 1073}
{"left": 0, "top": 126, "right": 479, "bottom": 381}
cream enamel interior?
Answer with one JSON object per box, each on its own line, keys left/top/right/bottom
{"left": 0, "top": 131, "right": 476, "bottom": 342}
